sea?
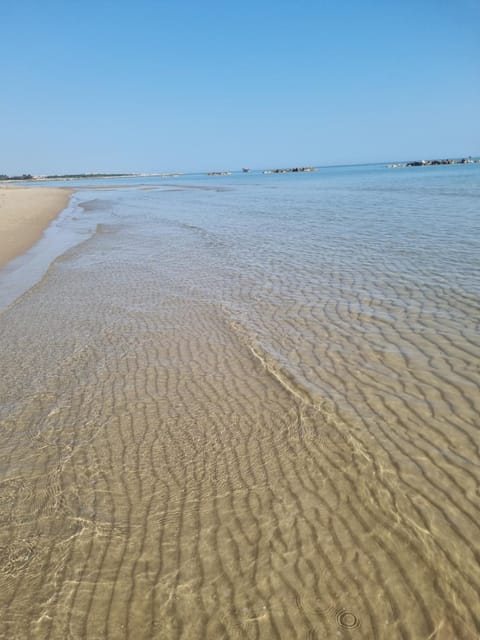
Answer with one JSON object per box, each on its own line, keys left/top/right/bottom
{"left": 0, "top": 163, "right": 479, "bottom": 639}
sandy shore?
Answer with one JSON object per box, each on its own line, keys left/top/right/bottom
{"left": 0, "top": 186, "right": 72, "bottom": 269}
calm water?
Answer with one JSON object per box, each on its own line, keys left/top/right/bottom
{"left": 0, "top": 164, "right": 479, "bottom": 639}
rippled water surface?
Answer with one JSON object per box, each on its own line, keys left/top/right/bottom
{"left": 0, "top": 164, "right": 479, "bottom": 639}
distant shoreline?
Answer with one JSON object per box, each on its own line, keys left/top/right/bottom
{"left": 1, "top": 157, "right": 479, "bottom": 186}
{"left": 0, "top": 172, "right": 182, "bottom": 184}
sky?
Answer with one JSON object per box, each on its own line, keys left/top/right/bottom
{"left": 1, "top": 0, "right": 479, "bottom": 174}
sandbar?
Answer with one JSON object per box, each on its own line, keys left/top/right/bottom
{"left": 0, "top": 186, "right": 72, "bottom": 269}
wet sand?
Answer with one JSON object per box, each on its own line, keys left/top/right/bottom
{"left": 0, "top": 186, "right": 72, "bottom": 269}
{"left": 0, "top": 181, "right": 478, "bottom": 639}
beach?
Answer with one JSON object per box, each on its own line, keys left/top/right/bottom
{"left": 0, "top": 186, "right": 72, "bottom": 269}
{"left": 0, "top": 167, "right": 479, "bottom": 639}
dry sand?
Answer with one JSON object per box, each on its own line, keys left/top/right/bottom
{"left": 0, "top": 186, "right": 72, "bottom": 269}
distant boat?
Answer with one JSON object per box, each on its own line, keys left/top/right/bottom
{"left": 242, "top": 168, "right": 250, "bottom": 173}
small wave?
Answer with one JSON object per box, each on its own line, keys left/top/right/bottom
{"left": 223, "top": 307, "right": 338, "bottom": 419}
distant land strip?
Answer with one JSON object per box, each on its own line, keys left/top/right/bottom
{"left": 2, "top": 157, "right": 479, "bottom": 182}
{"left": 0, "top": 172, "right": 183, "bottom": 182}
{"left": 389, "top": 157, "right": 479, "bottom": 168}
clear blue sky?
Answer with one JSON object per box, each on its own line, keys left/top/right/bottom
{"left": 1, "top": 1, "right": 479, "bottom": 174}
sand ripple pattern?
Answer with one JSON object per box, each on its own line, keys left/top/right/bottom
{"left": 0, "top": 175, "right": 479, "bottom": 639}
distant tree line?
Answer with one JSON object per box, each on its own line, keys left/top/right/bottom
{"left": 44, "top": 173, "right": 131, "bottom": 179}
{"left": 1, "top": 172, "right": 134, "bottom": 181}
{"left": 0, "top": 174, "right": 33, "bottom": 180}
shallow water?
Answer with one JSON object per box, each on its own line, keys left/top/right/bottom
{"left": 0, "top": 165, "right": 479, "bottom": 639}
